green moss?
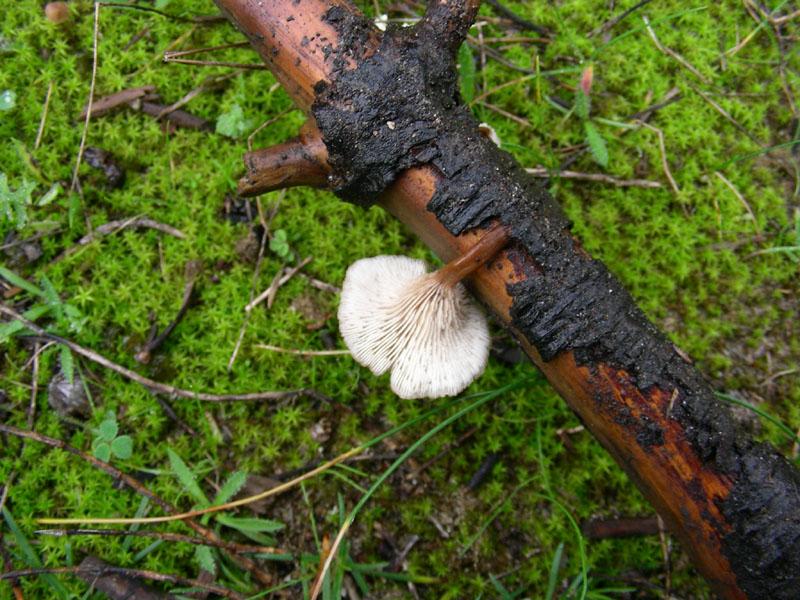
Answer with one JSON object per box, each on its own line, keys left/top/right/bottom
{"left": 1, "top": 0, "right": 798, "bottom": 598}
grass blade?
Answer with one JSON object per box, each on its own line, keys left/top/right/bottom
{"left": 717, "top": 392, "right": 800, "bottom": 453}
{"left": 0, "top": 265, "right": 44, "bottom": 297}
{"left": 544, "top": 540, "right": 565, "bottom": 600}
{"left": 2, "top": 507, "right": 70, "bottom": 599}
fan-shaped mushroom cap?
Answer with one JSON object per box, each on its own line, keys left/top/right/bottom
{"left": 338, "top": 255, "right": 490, "bottom": 399}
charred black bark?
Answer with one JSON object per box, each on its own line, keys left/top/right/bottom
{"left": 309, "top": 6, "right": 800, "bottom": 599}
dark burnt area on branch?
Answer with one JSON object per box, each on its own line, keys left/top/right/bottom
{"left": 309, "top": 5, "right": 800, "bottom": 599}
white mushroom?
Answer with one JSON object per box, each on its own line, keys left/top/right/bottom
{"left": 338, "top": 226, "right": 509, "bottom": 399}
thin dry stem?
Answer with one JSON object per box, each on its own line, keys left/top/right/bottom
{"left": 68, "top": 2, "right": 101, "bottom": 238}
{"left": 127, "top": 24, "right": 198, "bottom": 79}
{"left": 643, "top": 15, "right": 717, "bottom": 89}
{"left": 247, "top": 107, "right": 294, "bottom": 152}
{"left": 245, "top": 254, "right": 313, "bottom": 311}
{"left": 525, "top": 168, "right": 661, "bottom": 188}
{"left": 36, "top": 528, "right": 284, "bottom": 555}
{"left": 477, "top": 100, "right": 532, "bottom": 128}
{"left": 228, "top": 194, "right": 282, "bottom": 371}
{"left": 634, "top": 120, "right": 680, "bottom": 196}
{"left": 163, "top": 57, "right": 269, "bottom": 70}
{"left": 76, "top": 216, "right": 186, "bottom": 246}
{"left": 34, "top": 80, "right": 54, "bottom": 151}
{"left": 163, "top": 40, "right": 249, "bottom": 58}
{"left": 254, "top": 345, "right": 351, "bottom": 357}
{"left": 37, "top": 446, "right": 363, "bottom": 525}
{"left": 151, "top": 70, "right": 240, "bottom": 122}
{"left": 714, "top": 171, "right": 762, "bottom": 239}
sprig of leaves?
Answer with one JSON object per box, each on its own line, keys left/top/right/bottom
{"left": 216, "top": 103, "right": 256, "bottom": 139}
{"left": 0, "top": 269, "right": 85, "bottom": 362}
{"left": 269, "top": 229, "right": 293, "bottom": 262}
{"left": 1, "top": 172, "right": 37, "bottom": 229}
{"left": 167, "top": 447, "right": 286, "bottom": 574}
{"left": 574, "top": 66, "right": 609, "bottom": 168}
{"left": 92, "top": 414, "right": 133, "bottom": 462}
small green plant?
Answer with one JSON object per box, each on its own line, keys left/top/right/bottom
{"left": 0, "top": 267, "right": 85, "bottom": 383}
{"left": 92, "top": 413, "right": 133, "bottom": 462}
{"left": 167, "top": 447, "right": 285, "bottom": 575}
{"left": 269, "top": 228, "right": 294, "bottom": 261}
{"left": 1, "top": 171, "right": 61, "bottom": 230}
{"left": 1, "top": 173, "right": 37, "bottom": 229}
{"left": 575, "top": 66, "right": 608, "bottom": 168}
{"left": 216, "top": 103, "right": 256, "bottom": 139}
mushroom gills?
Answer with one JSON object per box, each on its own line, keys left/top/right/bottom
{"left": 339, "top": 255, "right": 490, "bottom": 399}
{"left": 338, "top": 225, "right": 509, "bottom": 399}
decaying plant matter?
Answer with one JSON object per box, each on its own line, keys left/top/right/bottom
{"left": 212, "top": 0, "right": 800, "bottom": 598}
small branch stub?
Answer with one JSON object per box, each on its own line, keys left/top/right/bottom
{"left": 238, "top": 121, "right": 330, "bottom": 197}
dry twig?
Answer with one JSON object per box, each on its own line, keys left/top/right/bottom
{"left": 477, "top": 100, "right": 532, "bottom": 128}
{"left": 76, "top": 216, "right": 186, "bottom": 246}
{"left": 228, "top": 195, "right": 282, "bottom": 370}
{"left": 34, "top": 80, "right": 55, "bottom": 151}
{"left": 245, "top": 254, "right": 313, "bottom": 312}
{"left": 68, "top": 2, "right": 101, "bottom": 238}
{"left": 36, "top": 528, "right": 283, "bottom": 555}
{"left": 0, "top": 564, "right": 244, "bottom": 600}
{"left": 254, "top": 344, "right": 351, "bottom": 357}
{"left": 642, "top": 15, "right": 717, "bottom": 89}
{"left": 525, "top": 168, "right": 661, "bottom": 188}
{"left": 36, "top": 445, "right": 363, "bottom": 525}
{"left": 0, "top": 304, "right": 318, "bottom": 403}
{"left": 713, "top": 171, "right": 762, "bottom": 239}
{"left": 634, "top": 120, "right": 681, "bottom": 196}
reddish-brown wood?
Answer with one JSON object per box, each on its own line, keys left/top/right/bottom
{"left": 238, "top": 121, "right": 330, "bottom": 196}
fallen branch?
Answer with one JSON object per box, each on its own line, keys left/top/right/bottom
{"left": 76, "top": 85, "right": 156, "bottom": 121}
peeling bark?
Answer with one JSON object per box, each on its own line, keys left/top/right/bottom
{"left": 212, "top": 1, "right": 800, "bottom": 598}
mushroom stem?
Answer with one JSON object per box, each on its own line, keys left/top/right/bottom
{"left": 434, "top": 224, "right": 510, "bottom": 289}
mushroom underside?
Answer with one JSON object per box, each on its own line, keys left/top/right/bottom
{"left": 338, "top": 255, "right": 490, "bottom": 399}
